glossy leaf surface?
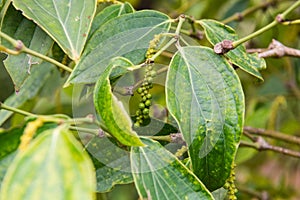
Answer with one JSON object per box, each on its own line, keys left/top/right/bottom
{"left": 1, "top": 5, "right": 53, "bottom": 90}
{"left": 131, "top": 138, "right": 214, "bottom": 200}
{"left": 0, "top": 126, "right": 95, "bottom": 200}
{"left": 93, "top": 57, "right": 144, "bottom": 146}
{"left": 85, "top": 135, "right": 133, "bottom": 192}
{"left": 13, "top": 0, "right": 96, "bottom": 60}
{"left": 67, "top": 10, "right": 170, "bottom": 84}
{"left": 166, "top": 46, "right": 244, "bottom": 190}
{"left": 89, "top": 3, "right": 134, "bottom": 40}
{"left": 199, "top": 19, "right": 266, "bottom": 80}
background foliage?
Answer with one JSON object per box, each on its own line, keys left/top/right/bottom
{"left": 0, "top": 0, "right": 299, "bottom": 199}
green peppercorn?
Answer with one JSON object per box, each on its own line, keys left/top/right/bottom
{"left": 134, "top": 122, "right": 140, "bottom": 127}
{"left": 146, "top": 94, "right": 152, "bottom": 99}
{"left": 143, "top": 114, "right": 149, "bottom": 119}
{"left": 136, "top": 110, "right": 141, "bottom": 116}
{"left": 145, "top": 100, "right": 151, "bottom": 106}
{"left": 137, "top": 87, "right": 143, "bottom": 94}
{"left": 139, "top": 103, "right": 145, "bottom": 109}
{"left": 142, "top": 108, "right": 149, "bottom": 115}
{"left": 142, "top": 96, "right": 147, "bottom": 102}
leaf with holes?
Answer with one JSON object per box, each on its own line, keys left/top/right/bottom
{"left": 198, "top": 19, "right": 266, "bottom": 80}
{"left": 131, "top": 138, "right": 214, "bottom": 200}
{"left": 166, "top": 46, "right": 244, "bottom": 190}
{"left": 93, "top": 57, "right": 144, "bottom": 146}
{"left": 66, "top": 10, "right": 171, "bottom": 85}
{"left": 12, "top": 0, "right": 96, "bottom": 60}
{"left": 0, "top": 126, "right": 95, "bottom": 200}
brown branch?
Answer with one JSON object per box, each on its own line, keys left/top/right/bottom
{"left": 239, "top": 137, "right": 300, "bottom": 159}
{"left": 254, "top": 39, "right": 300, "bottom": 58}
{"left": 244, "top": 126, "right": 300, "bottom": 145}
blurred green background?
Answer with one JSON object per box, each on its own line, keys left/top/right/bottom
{"left": 1, "top": 0, "right": 300, "bottom": 199}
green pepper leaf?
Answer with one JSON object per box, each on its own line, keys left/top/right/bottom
{"left": 88, "top": 2, "right": 134, "bottom": 40}
{"left": 1, "top": 5, "right": 53, "bottom": 91}
{"left": 93, "top": 57, "right": 144, "bottom": 146}
{"left": 85, "top": 134, "right": 133, "bottom": 192}
{"left": 12, "top": 0, "right": 96, "bottom": 60}
{"left": 66, "top": 10, "right": 171, "bottom": 85}
{"left": 166, "top": 46, "right": 244, "bottom": 190}
{"left": 0, "top": 125, "right": 95, "bottom": 200}
{"left": 199, "top": 19, "right": 266, "bottom": 80}
{"left": 131, "top": 138, "right": 214, "bottom": 199}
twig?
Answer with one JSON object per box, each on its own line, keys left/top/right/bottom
{"left": 231, "top": 0, "right": 300, "bottom": 49}
{"left": 239, "top": 138, "right": 300, "bottom": 158}
{"left": 222, "top": 0, "right": 279, "bottom": 24}
{"left": 0, "top": 31, "right": 73, "bottom": 72}
{"left": 257, "top": 39, "right": 300, "bottom": 58}
{"left": 147, "top": 133, "right": 186, "bottom": 144}
{"left": 0, "top": 101, "right": 37, "bottom": 117}
{"left": 282, "top": 19, "right": 300, "bottom": 25}
{"left": 244, "top": 126, "right": 300, "bottom": 145}
{"left": 69, "top": 126, "right": 109, "bottom": 137}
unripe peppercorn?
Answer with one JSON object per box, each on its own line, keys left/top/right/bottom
{"left": 137, "top": 87, "right": 143, "bottom": 94}
{"left": 142, "top": 108, "right": 149, "bottom": 115}
{"left": 146, "top": 94, "right": 152, "bottom": 99}
{"left": 134, "top": 122, "right": 140, "bottom": 127}
{"left": 145, "top": 100, "right": 151, "bottom": 106}
{"left": 139, "top": 103, "right": 145, "bottom": 109}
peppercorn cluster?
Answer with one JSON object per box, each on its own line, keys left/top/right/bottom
{"left": 224, "top": 163, "right": 238, "bottom": 200}
{"left": 134, "top": 64, "right": 157, "bottom": 127}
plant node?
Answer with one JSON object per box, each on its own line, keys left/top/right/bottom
{"left": 214, "top": 40, "right": 234, "bottom": 54}
{"left": 15, "top": 40, "right": 24, "bottom": 51}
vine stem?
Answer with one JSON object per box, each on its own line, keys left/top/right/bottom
{"left": 149, "top": 36, "right": 178, "bottom": 61}
{"left": 239, "top": 140, "right": 300, "bottom": 159}
{"left": 148, "top": 135, "right": 171, "bottom": 142}
{"left": 221, "top": 0, "right": 287, "bottom": 24}
{"left": 0, "top": 31, "right": 73, "bottom": 72}
{"left": 244, "top": 126, "right": 300, "bottom": 145}
{"left": 0, "top": 102, "right": 37, "bottom": 117}
{"left": 0, "top": 102, "right": 99, "bottom": 126}
{"left": 149, "top": 15, "right": 185, "bottom": 62}
{"left": 232, "top": 0, "right": 300, "bottom": 48}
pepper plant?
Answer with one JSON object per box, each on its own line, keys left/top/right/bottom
{"left": 0, "top": 0, "right": 299, "bottom": 199}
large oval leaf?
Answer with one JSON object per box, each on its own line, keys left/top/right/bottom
{"left": 93, "top": 57, "right": 144, "bottom": 146}
{"left": 0, "top": 126, "right": 95, "bottom": 200}
{"left": 198, "top": 19, "right": 266, "bottom": 80}
{"left": 166, "top": 46, "right": 244, "bottom": 190}
{"left": 131, "top": 138, "right": 214, "bottom": 200}
{"left": 66, "top": 10, "right": 171, "bottom": 84}
{"left": 12, "top": 0, "right": 96, "bottom": 60}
